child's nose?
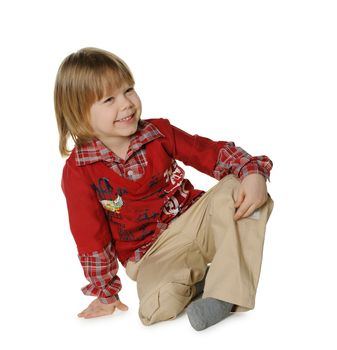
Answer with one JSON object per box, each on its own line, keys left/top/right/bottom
{"left": 119, "top": 95, "right": 133, "bottom": 109}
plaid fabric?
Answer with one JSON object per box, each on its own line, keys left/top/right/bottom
{"left": 79, "top": 242, "right": 121, "bottom": 303}
{"left": 75, "top": 120, "right": 271, "bottom": 183}
{"left": 213, "top": 142, "right": 273, "bottom": 182}
{"left": 72, "top": 118, "right": 272, "bottom": 303}
{"left": 75, "top": 120, "right": 163, "bottom": 181}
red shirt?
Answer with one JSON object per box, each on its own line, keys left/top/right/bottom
{"left": 61, "top": 118, "right": 273, "bottom": 303}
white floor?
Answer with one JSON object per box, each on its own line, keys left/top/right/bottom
{"left": 2, "top": 1, "right": 337, "bottom": 348}
{"left": 3, "top": 236, "right": 335, "bottom": 350}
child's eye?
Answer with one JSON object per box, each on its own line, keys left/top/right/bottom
{"left": 104, "top": 97, "right": 114, "bottom": 103}
{"left": 125, "top": 87, "right": 134, "bottom": 93}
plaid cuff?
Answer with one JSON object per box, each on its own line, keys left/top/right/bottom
{"left": 238, "top": 157, "right": 273, "bottom": 182}
{"left": 79, "top": 242, "right": 122, "bottom": 303}
{"left": 98, "top": 294, "right": 120, "bottom": 304}
{"left": 213, "top": 143, "right": 273, "bottom": 182}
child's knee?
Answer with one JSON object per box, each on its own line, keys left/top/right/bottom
{"left": 218, "top": 174, "right": 241, "bottom": 190}
{"left": 139, "top": 282, "right": 195, "bottom": 325}
{"left": 209, "top": 175, "right": 240, "bottom": 209}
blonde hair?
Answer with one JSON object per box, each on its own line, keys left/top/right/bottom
{"left": 54, "top": 47, "right": 135, "bottom": 156}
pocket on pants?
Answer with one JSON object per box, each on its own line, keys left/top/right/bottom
{"left": 139, "top": 281, "right": 194, "bottom": 325}
{"left": 139, "top": 290, "right": 160, "bottom": 324}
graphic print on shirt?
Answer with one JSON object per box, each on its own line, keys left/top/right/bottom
{"left": 100, "top": 196, "right": 123, "bottom": 214}
{"left": 118, "top": 222, "right": 155, "bottom": 242}
{"left": 118, "top": 224, "right": 135, "bottom": 241}
{"left": 162, "top": 182, "right": 190, "bottom": 217}
{"left": 136, "top": 208, "right": 160, "bottom": 222}
{"left": 163, "top": 195, "right": 180, "bottom": 216}
{"left": 163, "top": 160, "right": 185, "bottom": 193}
{"left": 149, "top": 175, "right": 160, "bottom": 188}
{"left": 90, "top": 177, "right": 126, "bottom": 218}
{"left": 139, "top": 223, "right": 154, "bottom": 240}
{"left": 162, "top": 161, "right": 189, "bottom": 217}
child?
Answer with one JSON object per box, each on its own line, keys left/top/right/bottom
{"left": 54, "top": 47, "right": 274, "bottom": 331}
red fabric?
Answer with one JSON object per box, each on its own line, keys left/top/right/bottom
{"left": 79, "top": 242, "right": 121, "bottom": 304}
{"left": 61, "top": 118, "right": 273, "bottom": 302}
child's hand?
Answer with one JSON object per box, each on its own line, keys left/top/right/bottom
{"left": 233, "top": 173, "right": 268, "bottom": 221}
{"left": 78, "top": 298, "right": 128, "bottom": 319}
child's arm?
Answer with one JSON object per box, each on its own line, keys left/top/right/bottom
{"left": 154, "top": 118, "right": 272, "bottom": 182}
{"left": 62, "top": 158, "right": 127, "bottom": 317}
{"left": 77, "top": 242, "right": 128, "bottom": 318}
{"left": 151, "top": 118, "right": 272, "bottom": 220}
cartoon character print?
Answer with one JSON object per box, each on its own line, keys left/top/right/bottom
{"left": 100, "top": 195, "right": 123, "bottom": 214}
{"left": 91, "top": 178, "right": 126, "bottom": 218}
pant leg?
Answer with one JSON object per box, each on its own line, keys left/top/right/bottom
{"left": 125, "top": 190, "right": 213, "bottom": 325}
{"left": 126, "top": 221, "right": 210, "bottom": 325}
{"left": 198, "top": 175, "right": 274, "bottom": 311}
{"left": 126, "top": 174, "right": 274, "bottom": 324}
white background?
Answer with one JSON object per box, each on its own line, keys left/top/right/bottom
{"left": 1, "top": 0, "right": 336, "bottom": 349}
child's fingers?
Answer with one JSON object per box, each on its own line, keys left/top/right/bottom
{"left": 83, "top": 309, "right": 114, "bottom": 319}
{"left": 117, "top": 303, "right": 129, "bottom": 311}
{"left": 234, "top": 189, "right": 245, "bottom": 208}
{"left": 78, "top": 304, "right": 104, "bottom": 318}
{"left": 78, "top": 307, "right": 91, "bottom": 317}
{"left": 78, "top": 299, "right": 128, "bottom": 318}
{"left": 233, "top": 197, "right": 249, "bottom": 219}
{"left": 240, "top": 204, "right": 257, "bottom": 219}
{"left": 234, "top": 201, "right": 255, "bottom": 220}
{"left": 79, "top": 305, "right": 117, "bottom": 318}
{"left": 78, "top": 310, "right": 93, "bottom": 318}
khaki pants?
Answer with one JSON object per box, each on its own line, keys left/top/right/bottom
{"left": 126, "top": 174, "right": 274, "bottom": 325}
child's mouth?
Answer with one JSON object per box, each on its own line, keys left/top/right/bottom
{"left": 115, "top": 113, "right": 135, "bottom": 123}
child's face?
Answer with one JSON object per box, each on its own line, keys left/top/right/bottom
{"left": 89, "top": 81, "right": 142, "bottom": 146}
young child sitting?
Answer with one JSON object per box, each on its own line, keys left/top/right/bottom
{"left": 54, "top": 47, "right": 274, "bottom": 331}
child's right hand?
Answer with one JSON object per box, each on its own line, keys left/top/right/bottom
{"left": 78, "top": 297, "right": 128, "bottom": 319}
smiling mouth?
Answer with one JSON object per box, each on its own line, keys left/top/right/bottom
{"left": 115, "top": 113, "right": 135, "bottom": 123}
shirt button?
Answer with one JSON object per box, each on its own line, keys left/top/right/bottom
{"left": 127, "top": 170, "right": 133, "bottom": 176}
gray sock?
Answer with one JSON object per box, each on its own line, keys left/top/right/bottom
{"left": 193, "top": 266, "right": 210, "bottom": 298}
{"left": 186, "top": 297, "right": 233, "bottom": 331}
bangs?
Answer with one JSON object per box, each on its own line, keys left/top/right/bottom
{"left": 81, "top": 57, "right": 135, "bottom": 104}
{"left": 72, "top": 48, "right": 135, "bottom": 105}
{"left": 96, "top": 67, "right": 135, "bottom": 100}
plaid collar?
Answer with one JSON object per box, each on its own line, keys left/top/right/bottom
{"left": 75, "top": 119, "right": 164, "bottom": 166}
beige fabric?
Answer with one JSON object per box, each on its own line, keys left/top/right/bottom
{"left": 126, "top": 174, "right": 274, "bottom": 325}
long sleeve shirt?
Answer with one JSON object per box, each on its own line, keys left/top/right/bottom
{"left": 61, "top": 118, "right": 273, "bottom": 303}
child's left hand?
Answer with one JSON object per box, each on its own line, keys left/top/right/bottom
{"left": 233, "top": 173, "right": 268, "bottom": 221}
